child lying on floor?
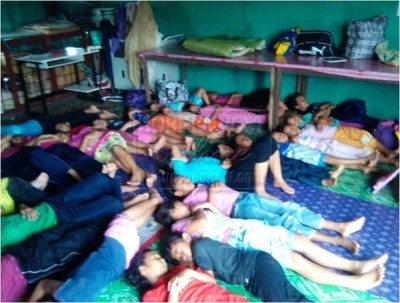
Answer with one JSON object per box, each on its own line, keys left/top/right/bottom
{"left": 27, "top": 189, "right": 163, "bottom": 302}
{"left": 271, "top": 131, "right": 389, "bottom": 174}
{"left": 166, "top": 219, "right": 387, "bottom": 292}
{"left": 170, "top": 145, "right": 231, "bottom": 185}
{"left": 284, "top": 93, "right": 379, "bottom": 131}
{"left": 161, "top": 105, "right": 246, "bottom": 135}
{"left": 125, "top": 249, "right": 250, "bottom": 302}
{"left": 188, "top": 103, "right": 268, "bottom": 125}
{"left": 159, "top": 178, "right": 363, "bottom": 254}
{"left": 282, "top": 123, "right": 399, "bottom": 159}
{"left": 126, "top": 243, "right": 309, "bottom": 302}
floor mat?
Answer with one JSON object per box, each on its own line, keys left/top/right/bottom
{"left": 323, "top": 168, "right": 399, "bottom": 208}
{"left": 264, "top": 180, "right": 399, "bottom": 302}
{"left": 95, "top": 183, "right": 398, "bottom": 302}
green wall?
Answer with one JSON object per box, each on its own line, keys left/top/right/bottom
{"left": 149, "top": 1, "right": 399, "bottom": 119}
{"left": 2, "top": 1, "right": 399, "bottom": 119}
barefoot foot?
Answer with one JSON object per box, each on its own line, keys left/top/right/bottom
{"left": 336, "top": 237, "right": 360, "bottom": 254}
{"left": 145, "top": 173, "right": 158, "bottom": 188}
{"left": 148, "top": 188, "right": 164, "bottom": 202}
{"left": 330, "top": 164, "right": 345, "bottom": 180}
{"left": 272, "top": 180, "right": 295, "bottom": 195}
{"left": 30, "top": 172, "right": 49, "bottom": 191}
{"left": 348, "top": 265, "right": 385, "bottom": 291}
{"left": 340, "top": 216, "right": 366, "bottom": 237}
{"left": 152, "top": 135, "right": 167, "bottom": 154}
{"left": 367, "top": 151, "right": 380, "bottom": 168}
{"left": 85, "top": 105, "right": 101, "bottom": 114}
{"left": 353, "top": 253, "right": 388, "bottom": 275}
{"left": 102, "top": 162, "right": 118, "bottom": 178}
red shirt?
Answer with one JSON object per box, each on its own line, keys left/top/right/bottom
{"left": 142, "top": 266, "right": 248, "bottom": 302}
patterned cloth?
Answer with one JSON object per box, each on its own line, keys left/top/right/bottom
{"left": 345, "top": 16, "right": 387, "bottom": 59}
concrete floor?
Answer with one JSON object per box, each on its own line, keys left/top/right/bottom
{"left": 1, "top": 94, "right": 125, "bottom": 125}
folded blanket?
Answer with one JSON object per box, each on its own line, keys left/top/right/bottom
{"left": 183, "top": 36, "right": 265, "bottom": 58}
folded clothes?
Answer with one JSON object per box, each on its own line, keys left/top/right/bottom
{"left": 375, "top": 40, "right": 399, "bottom": 67}
{"left": 183, "top": 36, "right": 265, "bottom": 58}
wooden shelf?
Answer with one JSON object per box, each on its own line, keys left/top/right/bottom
{"left": 64, "top": 81, "right": 100, "bottom": 93}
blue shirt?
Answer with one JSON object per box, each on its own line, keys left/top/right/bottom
{"left": 172, "top": 157, "right": 227, "bottom": 184}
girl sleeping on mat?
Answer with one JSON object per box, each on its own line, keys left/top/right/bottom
{"left": 160, "top": 176, "right": 365, "bottom": 254}
{"left": 124, "top": 107, "right": 197, "bottom": 151}
{"left": 169, "top": 133, "right": 346, "bottom": 200}
{"left": 165, "top": 212, "right": 388, "bottom": 292}
{"left": 284, "top": 93, "right": 379, "bottom": 131}
{"left": 26, "top": 189, "right": 164, "bottom": 302}
{"left": 282, "top": 123, "right": 399, "bottom": 160}
{"left": 189, "top": 87, "right": 288, "bottom": 117}
{"left": 161, "top": 105, "right": 246, "bottom": 136}
{"left": 187, "top": 102, "right": 268, "bottom": 125}
{"left": 70, "top": 119, "right": 157, "bottom": 187}
{"left": 271, "top": 131, "right": 392, "bottom": 174}
{"left": 125, "top": 242, "right": 310, "bottom": 302}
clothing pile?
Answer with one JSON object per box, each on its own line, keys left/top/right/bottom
{"left": 183, "top": 36, "right": 265, "bottom": 58}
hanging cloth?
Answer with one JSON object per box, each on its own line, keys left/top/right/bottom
{"left": 100, "top": 19, "right": 116, "bottom": 80}
{"left": 125, "top": 0, "right": 158, "bottom": 88}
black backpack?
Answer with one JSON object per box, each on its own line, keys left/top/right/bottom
{"left": 294, "top": 30, "right": 338, "bottom": 56}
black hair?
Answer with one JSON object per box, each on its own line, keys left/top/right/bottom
{"left": 204, "top": 144, "right": 221, "bottom": 159}
{"left": 228, "top": 133, "right": 240, "bottom": 150}
{"left": 182, "top": 103, "right": 192, "bottom": 111}
{"left": 283, "top": 111, "right": 301, "bottom": 125}
{"left": 155, "top": 202, "right": 174, "bottom": 227}
{"left": 163, "top": 232, "right": 184, "bottom": 265}
{"left": 163, "top": 172, "right": 177, "bottom": 200}
{"left": 285, "top": 93, "right": 303, "bottom": 110}
{"left": 124, "top": 249, "right": 152, "bottom": 294}
{"left": 273, "top": 124, "right": 284, "bottom": 133}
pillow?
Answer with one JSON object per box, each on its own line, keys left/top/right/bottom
{"left": 345, "top": 15, "right": 387, "bottom": 59}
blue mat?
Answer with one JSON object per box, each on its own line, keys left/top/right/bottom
{"left": 263, "top": 180, "right": 399, "bottom": 302}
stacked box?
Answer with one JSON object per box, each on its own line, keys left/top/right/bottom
{"left": 56, "top": 65, "right": 86, "bottom": 89}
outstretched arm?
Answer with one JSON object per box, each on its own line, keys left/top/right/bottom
{"left": 226, "top": 93, "right": 243, "bottom": 105}
{"left": 182, "top": 209, "right": 207, "bottom": 236}
{"left": 120, "top": 120, "right": 140, "bottom": 132}
{"left": 171, "top": 145, "right": 189, "bottom": 162}
{"left": 28, "top": 279, "right": 63, "bottom": 302}
{"left": 191, "top": 202, "right": 225, "bottom": 216}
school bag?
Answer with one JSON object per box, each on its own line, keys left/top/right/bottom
{"left": 294, "top": 30, "right": 338, "bottom": 56}
{"left": 372, "top": 119, "right": 399, "bottom": 150}
{"left": 125, "top": 89, "right": 147, "bottom": 109}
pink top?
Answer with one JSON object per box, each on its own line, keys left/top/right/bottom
{"left": 183, "top": 184, "right": 241, "bottom": 216}
{"left": 105, "top": 214, "right": 140, "bottom": 269}
{"left": 68, "top": 126, "right": 91, "bottom": 149}
{"left": 212, "top": 94, "right": 242, "bottom": 106}
{"left": 200, "top": 105, "right": 268, "bottom": 124}
{"left": 171, "top": 216, "right": 195, "bottom": 236}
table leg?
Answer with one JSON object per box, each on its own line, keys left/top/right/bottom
{"left": 73, "top": 63, "right": 80, "bottom": 85}
{"left": 142, "top": 58, "right": 152, "bottom": 104}
{"left": 17, "top": 61, "right": 30, "bottom": 114}
{"left": 35, "top": 64, "right": 48, "bottom": 115}
{"left": 181, "top": 65, "right": 187, "bottom": 81}
{"left": 269, "top": 67, "right": 281, "bottom": 130}
{"left": 296, "top": 75, "right": 307, "bottom": 94}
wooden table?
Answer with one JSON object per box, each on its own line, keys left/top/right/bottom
{"left": 14, "top": 48, "right": 100, "bottom": 115}
{"left": 140, "top": 45, "right": 278, "bottom": 130}
{"left": 140, "top": 45, "right": 399, "bottom": 130}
